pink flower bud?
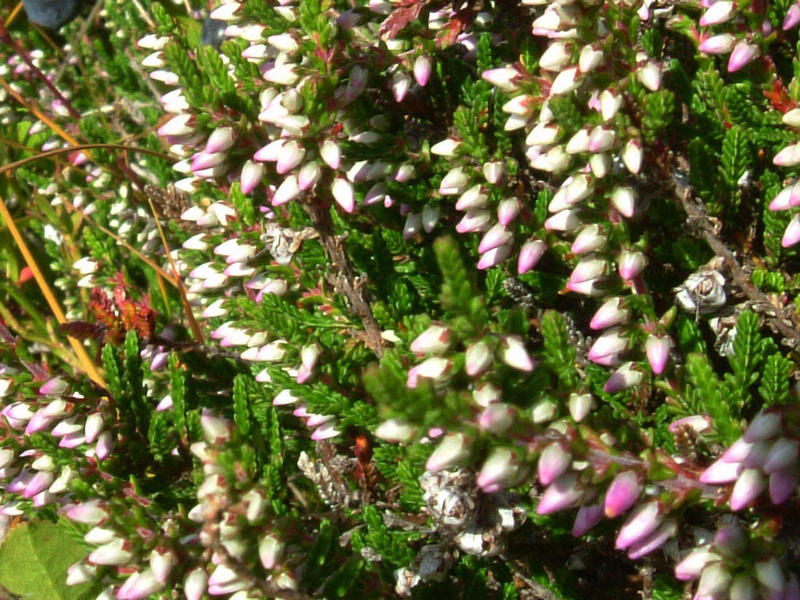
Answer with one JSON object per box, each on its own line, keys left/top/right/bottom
{"left": 320, "top": 139, "right": 342, "bottom": 169}
{"left": 610, "top": 187, "right": 636, "bottom": 218}
{"left": 579, "top": 45, "right": 604, "bottom": 73}
{"left": 782, "top": 215, "right": 800, "bottom": 248}
{"left": 23, "top": 470, "right": 53, "bottom": 498}
{"left": 730, "top": 575, "right": 757, "bottom": 600}
{"left": 744, "top": 411, "right": 782, "bottom": 442}
{"left": 465, "top": 341, "right": 493, "bottom": 376}
{"left": 572, "top": 225, "right": 607, "bottom": 255}
{"left": 566, "top": 277, "right": 606, "bottom": 296}
{"left": 572, "top": 503, "right": 604, "bottom": 537}
{"left": 527, "top": 122, "right": 561, "bottom": 146}
{"left": 537, "top": 472, "right": 582, "bottom": 515}
{"left": 637, "top": 61, "right": 662, "bottom": 91}
{"left": 403, "top": 213, "right": 422, "bottom": 239}
{"left": 483, "top": 161, "right": 505, "bottom": 185}
{"left": 478, "top": 244, "right": 511, "bottom": 270}
{"left": 184, "top": 569, "right": 208, "bottom": 600}
{"left": 456, "top": 209, "right": 491, "bottom": 233}
{"left": 276, "top": 140, "right": 306, "bottom": 174}
{"left": 570, "top": 256, "right": 608, "bottom": 284}
{"left": 478, "top": 223, "right": 513, "bottom": 254}
{"left": 646, "top": 335, "right": 671, "bottom": 374}
{"left": 311, "top": 421, "right": 340, "bottom": 440}
{"left": 675, "top": 546, "right": 718, "bottom": 581}
{"left": 477, "top": 448, "right": 522, "bottom": 492}
{"left": 239, "top": 160, "right": 264, "bottom": 195}
{"left": 785, "top": 4, "right": 800, "bottom": 29}
{"left": 699, "top": 33, "right": 736, "bottom": 54}
{"left": 431, "top": 138, "right": 462, "bottom": 157}
{"left": 538, "top": 443, "right": 572, "bottom": 486}
{"left": 65, "top": 500, "right": 109, "bottom": 525}
{"left": 331, "top": 178, "right": 355, "bottom": 213}
{"left": 500, "top": 336, "right": 535, "bottom": 371}
{"left": 568, "top": 392, "right": 594, "bottom": 422}
{"left": 478, "top": 403, "right": 515, "bottom": 434}
{"left": 88, "top": 538, "right": 133, "bottom": 565}
{"left": 298, "top": 162, "right": 322, "bottom": 190}
{"left": 456, "top": 184, "right": 489, "bottom": 210}
{"left": 603, "top": 362, "right": 642, "bottom": 393}
{"left": 392, "top": 71, "right": 412, "bottom": 102}
{"left": 774, "top": 143, "right": 800, "bottom": 167}
{"left": 550, "top": 67, "right": 582, "bottom": 96}
{"left": 426, "top": 432, "right": 470, "bottom": 472}
{"left": 727, "top": 41, "right": 758, "bottom": 73}
{"left": 201, "top": 410, "right": 232, "bottom": 445}
{"left": 410, "top": 324, "right": 451, "bottom": 355}
{"left": 259, "top": 534, "right": 285, "bottom": 569}
{"left": 588, "top": 126, "right": 616, "bottom": 153}
{"left": 518, "top": 239, "right": 546, "bottom": 274}
{"left": 700, "top": 1, "right": 734, "bottom": 25}
{"left": 117, "top": 569, "right": 165, "bottom": 600}
{"left": 40, "top": 377, "right": 68, "bottom": 396}
{"left": 764, "top": 438, "right": 799, "bottom": 473}
{"left": 588, "top": 328, "right": 628, "bottom": 363}
{"left": 66, "top": 562, "right": 96, "bottom": 586}
{"left": 540, "top": 41, "right": 571, "bottom": 72}
{"left": 730, "top": 468, "right": 766, "bottom": 510}
{"left": 590, "top": 297, "right": 628, "bottom": 330}
{"left": 768, "top": 468, "right": 799, "bottom": 504}
{"left": 622, "top": 139, "right": 643, "bottom": 174}
{"left": 205, "top": 127, "right": 235, "bottom": 154}
{"left": 375, "top": 419, "right": 417, "bottom": 444}
{"left": 482, "top": 67, "right": 520, "bottom": 92}
{"left": 414, "top": 55, "right": 433, "bottom": 86}
{"left": 157, "top": 113, "right": 195, "bottom": 137}
{"left": 627, "top": 518, "right": 678, "bottom": 559}
{"left": 755, "top": 559, "right": 785, "bottom": 596}
{"left": 497, "top": 198, "right": 521, "bottom": 226}
{"left": 698, "top": 563, "right": 732, "bottom": 597}
{"left": 440, "top": 167, "right": 470, "bottom": 194}
{"left": 615, "top": 501, "right": 662, "bottom": 549}
{"left": 150, "top": 547, "right": 176, "bottom": 583}
{"left": 545, "top": 208, "right": 582, "bottom": 231}
{"left": 604, "top": 471, "right": 641, "bottom": 517}
{"left": 769, "top": 182, "right": 800, "bottom": 210}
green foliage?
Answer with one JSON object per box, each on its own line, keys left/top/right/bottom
{"left": 0, "top": 520, "right": 93, "bottom": 600}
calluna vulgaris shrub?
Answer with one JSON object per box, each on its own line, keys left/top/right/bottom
{"left": 5, "top": 0, "right": 800, "bottom": 598}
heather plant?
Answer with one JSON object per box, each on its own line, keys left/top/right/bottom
{"left": 3, "top": 0, "right": 800, "bottom": 598}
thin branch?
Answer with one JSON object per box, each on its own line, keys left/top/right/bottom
{"left": 305, "top": 202, "right": 385, "bottom": 357}
{"left": 671, "top": 167, "right": 800, "bottom": 348}
{"left": 0, "top": 20, "right": 81, "bottom": 120}
{"left": 499, "top": 554, "right": 559, "bottom": 600}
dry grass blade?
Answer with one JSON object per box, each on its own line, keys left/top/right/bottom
{"left": 4, "top": 2, "right": 22, "bottom": 27}
{"left": 0, "top": 186, "right": 106, "bottom": 389}
{"left": 0, "top": 74, "right": 85, "bottom": 156}
{"left": 144, "top": 194, "right": 205, "bottom": 344}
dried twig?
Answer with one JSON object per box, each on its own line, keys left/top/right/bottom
{"left": 500, "top": 554, "right": 560, "bottom": 600}
{"left": 305, "top": 202, "right": 385, "bottom": 357}
{"left": 671, "top": 167, "right": 800, "bottom": 348}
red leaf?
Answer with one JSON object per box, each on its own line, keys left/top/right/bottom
{"left": 379, "top": 0, "right": 430, "bottom": 39}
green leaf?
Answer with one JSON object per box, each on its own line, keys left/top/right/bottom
{"left": 541, "top": 310, "right": 578, "bottom": 389}
{"left": 759, "top": 353, "right": 792, "bottom": 406}
{"left": 728, "top": 310, "right": 762, "bottom": 404}
{"left": 0, "top": 520, "right": 92, "bottom": 600}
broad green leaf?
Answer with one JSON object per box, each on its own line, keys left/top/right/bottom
{"left": 0, "top": 520, "right": 91, "bottom": 600}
